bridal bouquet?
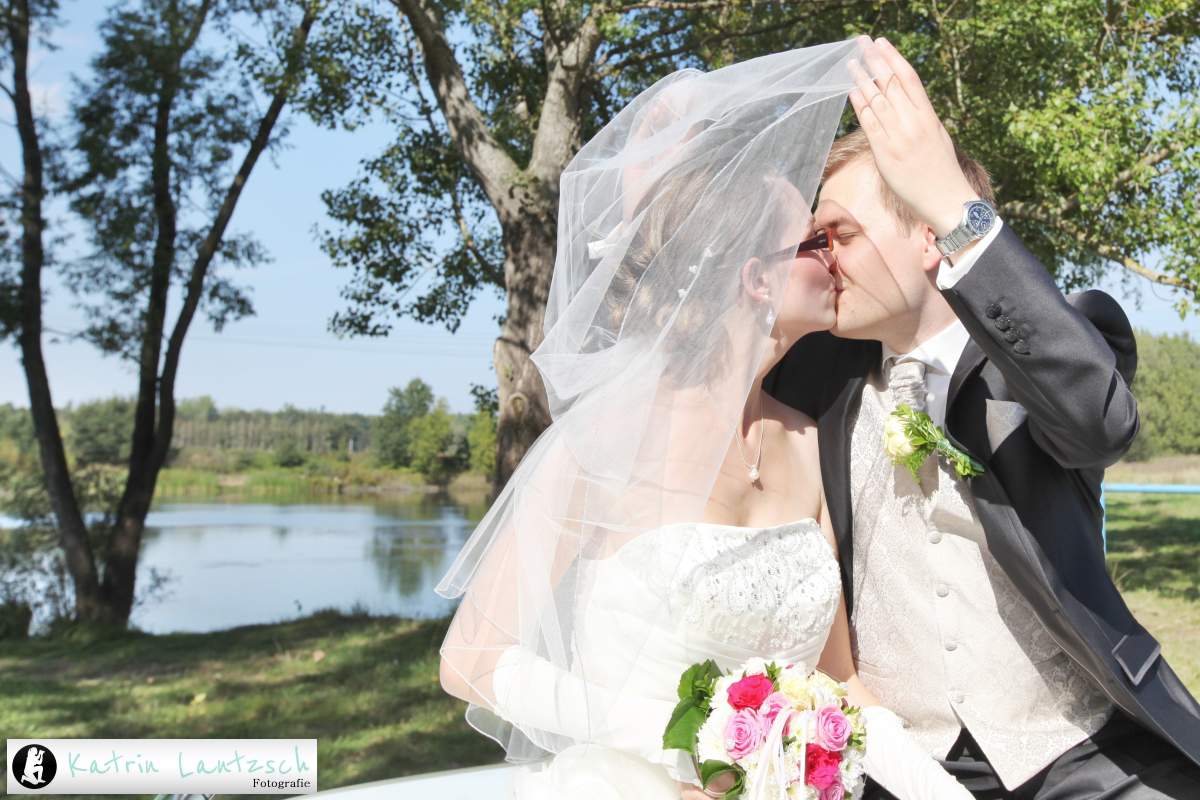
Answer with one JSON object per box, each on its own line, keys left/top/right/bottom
{"left": 662, "top": 658, "right": 867, "bottom": 800}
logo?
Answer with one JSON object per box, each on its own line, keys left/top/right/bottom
{"left": 12, "top": 743, "right": 57, "bottom": 789}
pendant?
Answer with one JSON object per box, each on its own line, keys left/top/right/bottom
{"left": 748, "top": 466, "right": 760, "bottom": 483}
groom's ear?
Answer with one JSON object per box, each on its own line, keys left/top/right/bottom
{"left": 740, "top": 256, "right": 770, "bottom": 302}
{"left": 918, "top": 223, "right": 943, "bottom": 274}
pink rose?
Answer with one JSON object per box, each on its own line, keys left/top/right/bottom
{"left": 727, "top": 674, "right": 774, "bottom": 710}
{"left": 805, "top": 744, "right": 842, "bottom": 789}
{"left": 808, "top": 763, "right": 841, "bottom": 791}
{"left": 820, "top": 782, "right": 845, "bottom": 800}
{"left": 815, "top": 705, "right": 851, "bottom": 751}
{"left": 759, "top": 691, "right": 793, "bottom": 734}
{"left": 724, "top": 708, "right": 767, "bottom": 761}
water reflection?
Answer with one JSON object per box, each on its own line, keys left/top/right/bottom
{"left": 124, "top": 495, "right": 484, "bottom": 634}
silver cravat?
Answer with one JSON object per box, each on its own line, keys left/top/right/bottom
{"left": 884, "top": 356, "right": 929, "bottom": 414}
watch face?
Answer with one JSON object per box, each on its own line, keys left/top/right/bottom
{"left": 966, "top": 202, "right": 995, "bottom": 235}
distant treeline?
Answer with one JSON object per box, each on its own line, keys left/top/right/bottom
{"left": 1126, "top": 328, "right": 1200, "bottom": 460}
{"left": 170, "top": 396, "right": 374, "bottom": 455}
{"left": 0, "top": 328, "right": 1195, "bottom": 489}
{"left": 0, "top": 379, "right": 498, "bottom": 491}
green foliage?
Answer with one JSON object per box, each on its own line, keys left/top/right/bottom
{"left": 173, "top": 399, "right": 372, "bottom": 455}
{"left": 890, "top": 404, "right": 985, "bottom": 482}
{"left": 313, "top": 0, "right": 1200, "bottom": 341}
{"left": 273, "top": 437, "right": 308, "bottom": 468}
{"left": 405, "top": 398, "right": 459, "bottom": 486}
{"left": 466, "top": 409, "right": 497, "bottom": 477}
{"left": 1126, "top": 328, "right": 1200, "bottom": 459}
{"left": 662, "top": 658, "right": 721, "bottom": 751}
{"left": 374, "top": 379, "right": 434, "bottom": 468}
{"left": 177, "top": 396, "right": 220, "bottom": 423}
{"left": 843, "top": 1, "right": 1200, "bottom": 307}
{"left": 60, "top": 0, "right": 303, "bottom": 357}
{"left": 65, "top": 396, "right": 135, "bottom": 467}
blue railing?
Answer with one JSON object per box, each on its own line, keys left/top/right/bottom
{"left": 1099, "top": 483, "right": 1200, "bottom": 552}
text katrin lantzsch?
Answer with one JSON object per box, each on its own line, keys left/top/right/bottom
{"left": 68, "top": 745, "right": 311, "bottom": 778}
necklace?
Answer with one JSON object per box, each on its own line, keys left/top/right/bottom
{"left": 735, "top": 392, "right": 765, "bottom": 483}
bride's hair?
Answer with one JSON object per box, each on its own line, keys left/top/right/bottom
{"left": 603, "top": 127, "right": 792, "bottom": 389}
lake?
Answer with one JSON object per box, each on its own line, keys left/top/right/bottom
{"left": 4, "top": 496, "right": 488, "bottom": 635}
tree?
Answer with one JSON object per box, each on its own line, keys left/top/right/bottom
{"left": 313, "top": 0, "right": 854, "bottom": 488}
{"left": 67, "top": 397, "right": 136, "bottom": 468}
{"left": 1125, "top": 328, "right": 1200, "bottom": 460}
{"left": 314, "top": 1, "right": 1199, "bottom": 491}
{"left": 0, "top": 0, "right": 323, "bottom": 626}
{"left": 406, "top": 397, "right": 458, "bottom": 486}
{"left": 374, "top": 378, "right": 434, "bottom": 467}
{"left": 467, "top": 407, "right": 496, "bottom": 478}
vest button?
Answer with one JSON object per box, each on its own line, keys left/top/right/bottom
{"left": 945, "top": 642, "right": 957, "bottom": 652}
{"left": 928, "top": 532, "right": 942, "bottom": 544}
{"left": 936, "top": 586, "right": 949, "bottom": 598}
{"left": 952, "top": 693, "right": 965, "bottom": 704}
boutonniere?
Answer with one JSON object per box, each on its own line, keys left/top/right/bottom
{"left": 883, "top": 404, "right": 985, "bottom": 484}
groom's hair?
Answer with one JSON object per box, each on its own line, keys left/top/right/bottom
{"left": 822, "top": 128, "right": 995, "bottom": 233}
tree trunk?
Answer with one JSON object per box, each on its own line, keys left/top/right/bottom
{"left": 7, "top": 0, "right": 106, "bottom": 622}
{"left": 493, "top": 196, "right": 558, "bottom": 488}
{"left": 95, "top": 1, "right": 316, "bottom": 626}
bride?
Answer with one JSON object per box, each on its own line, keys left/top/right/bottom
{"left": 435, "top": 39, "right": 971, "bottom": 800}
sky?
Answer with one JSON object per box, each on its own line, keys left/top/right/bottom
{"left": 0, "top": 4, "right": 1195, "bottom": 417}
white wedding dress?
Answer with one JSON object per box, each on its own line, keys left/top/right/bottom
{"left": 493, "top": 517, "right": 842, "bottom": 799}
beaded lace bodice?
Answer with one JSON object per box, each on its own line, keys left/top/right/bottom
{"left": 572, "top": 518, "right": 842, "bottom": 699}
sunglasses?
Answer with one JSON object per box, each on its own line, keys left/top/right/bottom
{"left": 763, "top": 228, "right": 830, "bottom": 262}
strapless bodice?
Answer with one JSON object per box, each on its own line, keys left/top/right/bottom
{"left": 573, "top": 517, "right": 842, "bottom": 699}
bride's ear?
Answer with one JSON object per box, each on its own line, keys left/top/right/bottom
{"left": 740, "top": 257, "right": 770, "bottom": 303}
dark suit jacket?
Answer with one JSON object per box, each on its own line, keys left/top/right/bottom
{"left": 763, "top": 224, "right": 1200, "bottom": 772}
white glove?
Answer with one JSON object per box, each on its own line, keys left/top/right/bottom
{"left": 861, "top": 705, "right": 973, "bottom": 800}
{"left": 491, "top": 644, "right": 680, "bottom": 766}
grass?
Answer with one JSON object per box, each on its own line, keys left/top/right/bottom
{"left": 1106, "top": 453, "right": 1200, "bottom": 485}
{"left": 0, "top": 610, "right": 504, "bottom": 800}
{"left": 1104, "top": 492, "right": 1200, "bottom": 692}
{"left": 2, "top": 492, "right": 1196, "bottom": 799}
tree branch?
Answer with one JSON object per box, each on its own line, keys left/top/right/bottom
{"left": 1002, "top": 201, "right": 1199, "bottom": 295}
{"left": 154, "top": 3, "right": 320, "bottom": 473}
{"left": 390, "top": 0, "right": 522, "bottom": 216}
{"left": 610, "top": 0, "right": 738, "bottom": 12}
{"left": 529, "top": 13, "right": 602, "bottom": 185}
{"left": 398, "top": 26, "right": 499, "bottom": 280}
{"left": 598, "top": 2, "right": 859, "bottom": 78}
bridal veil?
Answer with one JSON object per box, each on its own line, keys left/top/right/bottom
{"left": 435, "top": 38, "right": 861, "bottom": 766}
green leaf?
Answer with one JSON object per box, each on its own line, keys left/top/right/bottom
{"left": 662, "top": 698, "right": 708, "bottom": 751}
{"left": 699, "top": 760, "right": 746, "bottom": 800}
{"left": 678, "top": 658, "right": 723, "bottom": 705}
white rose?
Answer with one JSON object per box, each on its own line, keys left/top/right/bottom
{"left": 883, "top": 415, "right": 915, "bottom": 459}
{"left": 697, "top": 706, "right": 732, "bottom": 764}
{"left": 778, "top": 670, "right": 814, "bottom": 707}
{"left": 787, "top": 784, "right": 820, "bottom": 800}
{"left": 741, "top": 657, "right": 772, "bottom": 677}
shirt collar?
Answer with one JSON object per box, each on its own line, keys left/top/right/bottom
{"left": 881, "top": 318, "right": 971, "bottom": 377}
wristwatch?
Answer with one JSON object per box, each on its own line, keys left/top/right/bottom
{"left": 935, "top": 199, "right": 997, "bottom": 257}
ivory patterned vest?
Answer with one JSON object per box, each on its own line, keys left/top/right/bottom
{"left": 848, "top": 359, "right": 1114, "bottom": 791}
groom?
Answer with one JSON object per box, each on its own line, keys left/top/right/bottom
{"left": 762, "top": 38, "right": 1200, "bottom": 799}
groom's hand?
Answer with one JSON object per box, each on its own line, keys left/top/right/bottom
{"left": 846, "top": 35, "right": 980, "bottom": 246}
